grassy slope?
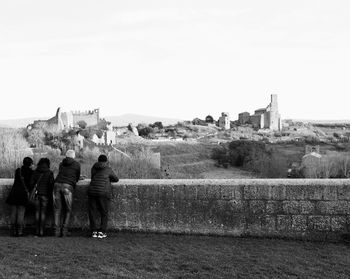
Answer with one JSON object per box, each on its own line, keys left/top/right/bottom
{"left": 152, "top": 143, "right": 216, "bottom": 178}
{"left": 1, "top": 233, "right": 350, "bottom": 278}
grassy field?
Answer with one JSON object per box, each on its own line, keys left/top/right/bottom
{"left": 1, "top": 232, "right": 350, "bottom": 278}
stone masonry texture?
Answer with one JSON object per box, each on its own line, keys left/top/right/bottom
{"left": 1, "top": 179, "right": 350, "bottom": 240}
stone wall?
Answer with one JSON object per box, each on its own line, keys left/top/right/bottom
{"left": 1, "top": 179, "right": 350, "bottom": 240}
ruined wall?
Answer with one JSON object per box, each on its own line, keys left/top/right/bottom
{"left": 1, "top": 179, "right": 350, "bottom": 240}
{"left": 73, "top": 111, "right": 99, "bottom": 127}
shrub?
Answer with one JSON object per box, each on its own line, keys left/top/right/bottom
{"left": 77, "top": 120, "right": 87, "bottom": 129}
{"left": 0, "top": 128, "right": 31, "bottom": 178}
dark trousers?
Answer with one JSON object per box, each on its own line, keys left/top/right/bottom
{"left": 88, "top": 195, "right": 109, "bottom": 233}
{"left": 53, "top": 183, "right": 73, "bottom": 231}
{"left": 35, "top": 195, "right": 49, "bottom": 235}
{"left": 10, "top": 205, "right": 26, "bottom": 227}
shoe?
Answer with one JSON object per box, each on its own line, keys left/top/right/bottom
{"left": 54, "top": 228, "right": 61, "bottom": 237}
{"left": 17, "top": 225, "right": 24, "bottom": 237}
{"left": 97, "top": 232, "right": 107, "bottom": 239}
{"left": 62, "top": 228, "right": 71, "bottom": 237}
{"left": 92, "top": 231, "right": 98, "bottom": 238}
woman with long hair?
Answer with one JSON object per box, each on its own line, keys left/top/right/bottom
{"left": 6, "top": 157, "right": 34, "bottom": 236}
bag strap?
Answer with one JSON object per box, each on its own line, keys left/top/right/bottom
{"left": 33, "top": 174, "right": 44, "bottom": 192}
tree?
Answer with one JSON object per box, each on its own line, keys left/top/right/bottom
{"left": 150, "top": 121, "right": 163, "bottom": 129}
{"left": 77, "top": 120, "right": 87, "bottom": 129}
{"left": 27, "top": 129, "right": 45, "bottom": 147}
{"left": 138, "top": 127, "right": 154, "bottom": 138}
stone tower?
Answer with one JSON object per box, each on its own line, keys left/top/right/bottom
{"left": 268, "top": 94, "right": 281, "bottom": 131}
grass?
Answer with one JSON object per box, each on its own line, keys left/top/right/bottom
{"left": 1, "top": 232, "right": 350, "bottom": 278}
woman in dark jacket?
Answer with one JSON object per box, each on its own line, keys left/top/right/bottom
{"left": 30, "top": 158, "right": 54, "bottom": 236}
{"left": 88, "top": 154, "right": 119, "bottom": 238}
{"left": 6, "top": 157, "right": 34, "bottom": 236}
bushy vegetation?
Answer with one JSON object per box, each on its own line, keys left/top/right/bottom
{"left": 211, "top": 140, "right": 290, "bottom": 178}
{"left": 77, "top": 146, "right": 161, "bottom": 179}
{"left": 302, "top": 152, "right": 350, "bottom": 178}
{"left": 0, "top": 128, "right": 31, "bottom": 178}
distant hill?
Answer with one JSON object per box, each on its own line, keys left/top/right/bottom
{"left": 104, "top": 113, "right": 184, "bottom": 127}
{"left": 0, "top": 114, "right": 184, "bottom": 128}
{"left": 0, "top": 117, "right": 50, "bottom": 128}
{"left": 289, "top": 119, "right": 350, "bottom": 124}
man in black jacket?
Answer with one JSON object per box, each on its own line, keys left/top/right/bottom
{"left": 88, "top": 154, "right": 119, "bottom": 238}
{"left": 53, "top": 150, "right": 81, "bottom": 237}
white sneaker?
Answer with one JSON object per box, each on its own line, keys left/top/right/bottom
{"left": 92, "top": 231, "right": 98, "bottom": 238}
{"left": 97, "top": 232, "right": 107, "bottom": 239}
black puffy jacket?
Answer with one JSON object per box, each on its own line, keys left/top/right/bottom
{"left": 88, "top": 162, "right": 119, "bottom": 198}
{"left": 55, "top": 158, "right": 81, "bottom": 188}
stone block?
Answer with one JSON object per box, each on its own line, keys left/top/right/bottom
{"left": 308, "top": 216, "right": 331, "bottom": 231}
{"left": 159, "top": 185, "right": 174, "bottom": 202}
{"left": 291, "top": 215, "right": 307, "bottom": 231}
{"left": 277, "top": 215, "right": 291, "bottom": 231}
{"left": 249, "top": 200, "right": 266, "bottom": 214}
{"left": 233, "top": 186, "right": 243, "bottom": 200}
{"left": 282, "top": 201, "right": 314, "bottom": 215}
{"left": 262, "top": 215, "right": 276, "bottom": 232}
{"left": 323, "top": 186, "right": 337, "bottom": 200}
{"left": 331, "top": 216, "right": 347, "bottom": 232}
{"left": 220, "top": 185, "right": 235, "bottom": 200}
{"left": 270, "top": 185, "right": 286, "bottom": 200}
{"left": 337, "top": 185, "right": 350, "bottom": 200}
{"left": 315, "top": 201, "right": 350, "bottom": 215}
{"left": 286, "top": 185, "right": 306, "bottom": 200}
{"left": 173, "top": 185, "right": 186, "bottom": 201}
{"left": 125, "top": 185, "right": 139, "bottom": 199}
{"left": 305, "top": 185, "right": 324, "bottom": 200}
{"left": 246, "top": 216, "right": 263, "bottom": 234}
{"left": 113, "top": 185, "right": 126, "bottom": 199}
{"left": 206, "top": 185, "right": 221, "bottom": 200}
{"left": 184, "top": 185, "right": 197, "bottom": 200}
{"left": 266, "top": 201, "right": 283, "bottom": 214}
{"left": 126, "top": 213, "right": 141, "bottom": 229}
{"left": 244, "top": 185, "right": 270, "bottom": 200}
{"left": 196, "top": 185, "right": 207, "bottom": 200}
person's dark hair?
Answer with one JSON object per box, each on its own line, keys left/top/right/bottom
{"left": 23, "top": 157, "right": 33, "bottom": 167}
{"left": 98, "top": 154, "right": 108, "bottom": 162}
{"left": 37, "top": 158, "right": 50, "bottom": 168}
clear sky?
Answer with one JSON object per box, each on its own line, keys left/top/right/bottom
{"left": 0, "top": 0, "right": 349, "bottom": 121}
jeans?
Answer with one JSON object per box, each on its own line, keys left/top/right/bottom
{"left": 10, "top": 205, "right": 26, "bottom": 227}
{"left": 88, "top": 195, "right": 110, "bottom": 233}
{"left": 53, "top": 183, "right": 73, "bottom": 232}
{"left": 35, "top": 195, "right": 49, "bottom": 235}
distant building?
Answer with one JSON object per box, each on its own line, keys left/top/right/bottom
{"left": 301, "top": 146, "right": 322, "bottom": 178}
{"left": 28, "top": 107, "right": 100, "bottom": 131}
{"left": 218, "top": 112, "right": 230, "bottom": 130}
{"left": 238, "top": 112, "right": 250, "bottom": 125}
{"left": 238, "top": 94, "right": 282, "bottom": 131}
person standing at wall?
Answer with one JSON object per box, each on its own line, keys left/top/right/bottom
{"left": 30, "top": 158, "right": 54, "bottom": 237}
{"left": 53, "top": 150, "right": 81, "bottom": 237}
{"left": 88, "top": 154, "right": 119, "bottom": 239}
{"left": 6, "top": 157, "right": 34, "bottom": 236}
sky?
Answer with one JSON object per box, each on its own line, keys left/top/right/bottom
{"left": 0, "top": 0, "right": 350, "bottom": 121}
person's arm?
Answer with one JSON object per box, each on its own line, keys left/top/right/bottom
{"left": 76, "top": 163, "right": 81, "bottom": 182}
{"left": 109, "top": 169, "right": 119, "bottom": 183}
{"left": 49, "top": 171, "right": 55, "bottom": 193}
{"left": 29, "top": 171, "right": 38, "bottom": 192}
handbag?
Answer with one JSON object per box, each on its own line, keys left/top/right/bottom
{"left": 28, "top": 173, "right": 43, "bottom": 206}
